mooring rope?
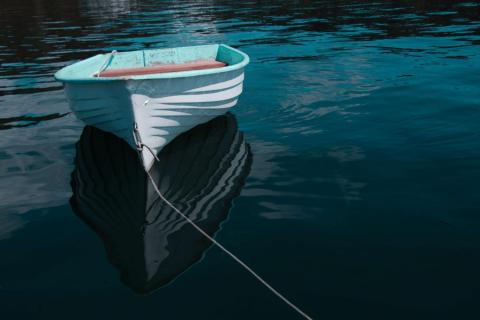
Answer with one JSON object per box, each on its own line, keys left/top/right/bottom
{"left": 94, "top": 50, "right": 117, "bottom": 77}
{"left": 140, "top": 143, "right": 313, "bottom": 320}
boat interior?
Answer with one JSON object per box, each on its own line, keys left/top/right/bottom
{"left": 55, "top": 44, "right": 247, "bottom": 81}
{"left": 97, "top": 44, "right": 240, "bottom": 77}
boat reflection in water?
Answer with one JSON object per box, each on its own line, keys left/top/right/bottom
{"left": 70, "top": 113, "right": 252, "bottom": 293}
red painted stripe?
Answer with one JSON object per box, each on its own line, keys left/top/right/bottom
{"left": 98, "top": 60, "right": 226, "bottom": 77}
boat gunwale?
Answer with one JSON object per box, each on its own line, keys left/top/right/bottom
{"left": 54, "top": 44, "right": 249, "bottom": 83}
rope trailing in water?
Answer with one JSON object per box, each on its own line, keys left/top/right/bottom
{"left": 140, "top": 143, "right": 313, "bottom": 320}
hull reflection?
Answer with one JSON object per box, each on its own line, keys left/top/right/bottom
{"left": 70, "top": 113, "right": 252, "bottom": 293}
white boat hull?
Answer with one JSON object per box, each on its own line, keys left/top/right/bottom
{"left": 64, "top": 68, "right": 245, "bottom": 169}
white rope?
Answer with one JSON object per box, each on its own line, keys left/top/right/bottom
{"left": 94, "top": 50, "right": 117, "bottom": 77}
{"left": 141, "top": 144, "right": 313, "bottom": 320}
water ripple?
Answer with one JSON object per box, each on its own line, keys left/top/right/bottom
{"left": 0, "top": 1, "right": 480, "bottom": 315}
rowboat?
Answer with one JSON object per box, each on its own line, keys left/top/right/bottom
{"left": 71, "top": 114, "right": 251, "bottom": 293}
{"left": 55, "top": 44, "right": 249, "bottom": 170}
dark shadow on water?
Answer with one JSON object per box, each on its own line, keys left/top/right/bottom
{"left": 0, "top": 112, "right": 70, "bottom": 130}
{"left": 70, "top": 113, "right": 252, "bottom": 294}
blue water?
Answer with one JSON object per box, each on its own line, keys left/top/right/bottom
{"left": 1, "top": 1, "right": 480, "bottom": 319}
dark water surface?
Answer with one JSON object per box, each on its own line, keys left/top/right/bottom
{"left": 1, "top": 1, "right": 480, "bottom": 319}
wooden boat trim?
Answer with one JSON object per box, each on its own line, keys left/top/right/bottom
{"left": 98, "top": 60, "right": 227, "bottom": 78}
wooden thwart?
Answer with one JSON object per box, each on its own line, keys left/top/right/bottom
{"left": 98, "top": 60, "right": 226, "bottom": 77}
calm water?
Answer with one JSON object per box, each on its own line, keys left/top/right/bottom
{"left": 1, "top": 0, "right": 480, "bottom": 319}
